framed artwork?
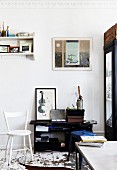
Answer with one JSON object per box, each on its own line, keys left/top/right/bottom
{"left": 52, "top": 37, "right": 92, "bottom": 70}
{"left": 19, "top": 40, "right": 32, "bottom": 53}
{"left": 0, "top": 45, "right": 10, "bottom": 53}
{"left": 9, "top": 46, "right": 19, "bottom": 53}
{"left": 35, "top": 88, "right": 56, "bottom": 120}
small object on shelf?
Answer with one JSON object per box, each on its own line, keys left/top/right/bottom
{"left": 0, "top": 45, "right": 10, "bottom": 53}
{"left": 16, "top": 32, "right": 29, "bottom": 37}
{"left": 1, "top": 22, "right": 6, "bottom": 37}
{"left": 19, "top": 40, "right": 32, "bottom": 53}
{"left": 9, "top": 46, "right": 19, "bottom": 53}
{"left": 8, "top": 34, "right": 15, "bottom": 37}
{"left": 6, "top": 26, "right": 9, "bottom": 37}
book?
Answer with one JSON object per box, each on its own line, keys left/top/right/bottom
{"left": 78, "top": 142, "right": 104, "bottom": 147}
{"left": 81, "top": 136, "right": 107, "bottom": 143}
{"left": 36, "top": 125, "right": 49, "bottom": 132}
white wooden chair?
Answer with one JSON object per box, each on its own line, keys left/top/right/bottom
{"left": 3, "top": 110, "right": 33, "bottom": 166}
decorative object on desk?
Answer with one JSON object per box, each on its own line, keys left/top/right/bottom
{"left": 66, "top": 108, "right": 84, "bottom": 122}
{"left": 52, "top": 37, "right": 92, "bottom": 71}
{"left": 35, "top": 88, "right": 56, "bottom": 120}
{"left": 50, "top": 109, "right": 66, "bottom": 122}
{"left": 19, "top": 40, "right": 33, "bottom": 53}
{"left": 0, "top": 45, "right": 10, "bottom": 53}
{"left": 76, "top": 86, "right": 83, "bottom": 110}
{"left": 9, "top": 46, "right": 19, "bottom": 53}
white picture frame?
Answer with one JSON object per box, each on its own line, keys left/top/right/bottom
{"left": 35, "top": 88, "right": 56, "bottom": 120}
{"left": 19, "top": 40, "right": 32, "bottom": 53}
{"left": 52, "top": 37, "right": 92, "bottom": 71}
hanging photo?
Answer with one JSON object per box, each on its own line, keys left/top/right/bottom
{"left": 52, "top": 37, "right": 92, "bottom": 70}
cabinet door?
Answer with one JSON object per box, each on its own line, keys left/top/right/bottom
{"left": 106, "top": 52, "right": 112, "bottom": 128}
{"left": 104, "top": 48, "right": 115, "bottom": 140}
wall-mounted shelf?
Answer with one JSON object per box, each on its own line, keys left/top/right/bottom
{"left": 0, "top": 33, "right": 34, "bottom": 59}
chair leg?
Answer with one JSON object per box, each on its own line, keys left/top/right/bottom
{"left": 4, "top": 135, "right": 10, "bottom": 162}
{"left": 67, "top": 134, "right": 73, "bottom": 161}
{"left": 23, "top": 136, "right": 26, "bottom": 148}
{"left": 28, "top": 135, "right": 33, "bottom": 161}
{"left": 23, "top": 136, "right": 27, "bottom": 156}
{"left": 8, "top": 136, "right": 13, "bottom": 166}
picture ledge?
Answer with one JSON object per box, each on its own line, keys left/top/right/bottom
{"left": 0, "top": 0, "right": 117, "bottom": 9}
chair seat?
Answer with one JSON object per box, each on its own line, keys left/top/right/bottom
{"left": 0, "top": 132, "right": 8, "bottom": 135}
{"left": 8, "top": 130, "right": 31, "bottom": 136}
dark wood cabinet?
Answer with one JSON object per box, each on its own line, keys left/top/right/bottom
{"left": 30, "top": 120, "right": 96, "bottom": 153}
{"left": 104, "top": 40, "right": 117, "bottom": 140}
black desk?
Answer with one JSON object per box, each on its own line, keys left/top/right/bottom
{"left": 30, "top": 120, "right": 97, "bottom": 153}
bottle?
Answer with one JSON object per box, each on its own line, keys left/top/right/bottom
{"left": 77, "top": 86, "right": 83, "bottom": 110}
{"left": 6, "top": 26, "right": 9, "bottom": 37}
{"left": 1, "top": 22, "right": 6, "bottom": 37}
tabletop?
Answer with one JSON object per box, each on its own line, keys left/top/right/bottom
{"left": 75, "top": 141, "right": 117, "bottom": 170}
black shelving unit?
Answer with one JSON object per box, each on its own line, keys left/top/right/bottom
{"left": 30, "top": 120, "right": 97, "bottom": 153}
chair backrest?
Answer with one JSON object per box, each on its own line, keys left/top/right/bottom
{"left": 3, "top": 110, "right": 29, "bottom": 132}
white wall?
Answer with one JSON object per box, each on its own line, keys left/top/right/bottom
{"left": 0, "top": 0, "right": 116, "bottom": 148}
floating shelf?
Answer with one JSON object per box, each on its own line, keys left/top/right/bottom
{"left": 0, "top": 33, "right": 34, "bottom": 59}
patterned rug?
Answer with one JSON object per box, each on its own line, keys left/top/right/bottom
{"left": 0, "top": 150, "right": 89, "bottom": 170}
{"left": 0, "top": 150, "right": 76, "bottom": 170}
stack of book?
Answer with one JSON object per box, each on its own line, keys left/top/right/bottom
{"left": 79, "top": 136, "right": 107, "bottom": 147}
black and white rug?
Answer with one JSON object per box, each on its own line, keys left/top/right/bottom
{"left": 0, "top": 150, "right": 89, "bottom": 170}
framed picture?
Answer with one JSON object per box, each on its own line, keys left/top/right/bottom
{"left": 9, "top": 46, "right": 19, "bottom": 53}
{"left": 35, "top": 88, "right": 56, "bottom": 120}
{"left": 52, "top": 37, "right": 92, "bottom": 71}
{"left": 0, "top": 45, "right": 10, "bottom": 53}
{"left": 19, "top": 40, "right": 32, "bottom": 53}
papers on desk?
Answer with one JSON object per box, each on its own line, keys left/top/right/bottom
{"left": 36, "top": 125, "right": 49, "bottom": 132}
{"left": 81, "top": 136, "right": 107, "bottom": 143}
